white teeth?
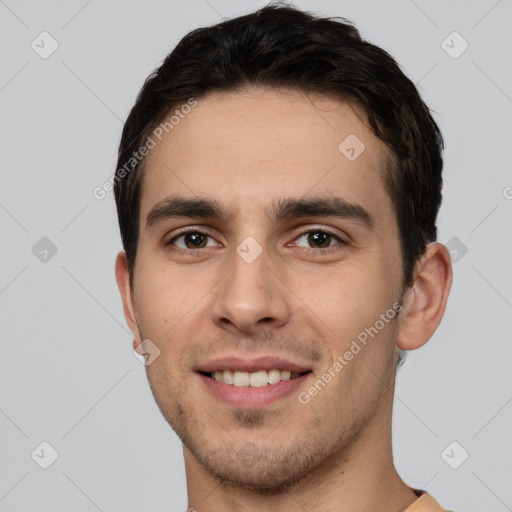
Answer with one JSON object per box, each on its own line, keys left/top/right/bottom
{"left": 249, "top": 370, "right": 268, "bottom": 387}
{"left": 268, "top": 369, "right": 281, "bottom": 384}
{"left": 210, "top": 369, "right": 306, "bottom": 386}
{"left": 233, "top": 371, "right": 250, "bottom": 386}
{"left": 223, "top": 370, "right": 234, "bottom": 385}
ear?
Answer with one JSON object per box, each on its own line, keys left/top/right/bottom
{"left": 397, "top": 242, "right": 453, "bottom": 351}
{"left": 115, "top": 251, "right": 142, "bottom": 350}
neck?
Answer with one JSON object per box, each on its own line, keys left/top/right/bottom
{"left": 184, "top": 392, "right": 418, "bottom": 512}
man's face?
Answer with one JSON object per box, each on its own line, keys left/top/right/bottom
{"left": 124, "top": 87, "right": 405, "bottom": 490}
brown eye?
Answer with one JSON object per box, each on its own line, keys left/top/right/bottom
{"left": 168, "top": 231, "right": 217, "bottom": 249}
{"left": 183, "top": 232, "right": 208, "bottom": 248}
{"left": 308, "top": 232, "right": 332, "bottom": 248}
{"left": 294, "top": 230, "right": 341, "bottom": 249}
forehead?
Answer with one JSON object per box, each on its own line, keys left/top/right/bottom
{"left": 140, "top": 87, "right": 394, "bottom": 227}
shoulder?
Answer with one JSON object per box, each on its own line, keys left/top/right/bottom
{"left": 404, "top": 491, "right": 454, "bottom": 512}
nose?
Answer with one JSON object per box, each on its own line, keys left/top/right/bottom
{"left": 210, "top": 245, "right": 290, "bottom": 335}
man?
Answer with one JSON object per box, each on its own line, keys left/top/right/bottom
{"left": 114, "top": 3, "right": 453, "bottom": 511}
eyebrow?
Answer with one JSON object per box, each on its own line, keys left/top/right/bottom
{"left": 145, "top": 194, "right": 375, "bottom": 231}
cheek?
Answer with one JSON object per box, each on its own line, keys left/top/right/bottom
{"left": 289, "top": 261, "right": 391, "bottom": 323}
{"left": 287, "top": 264, "right": 399, "bottom": 379}
{"left": 135, "top": 253, "right": 205, "bottom": 309}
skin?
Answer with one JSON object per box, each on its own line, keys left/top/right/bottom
{"left": 116, "top": 87, "right": 452, "bottom": 512}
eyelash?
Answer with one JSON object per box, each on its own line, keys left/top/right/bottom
{"left": 164, "top": 227, "right": 346, "bottom": 256}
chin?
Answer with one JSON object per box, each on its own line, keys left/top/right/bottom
{"left": 202, "top": 459, "right": 312, "bottom": 493}
{"left": 189, "top": 438, "right": 330, "bottom": 493}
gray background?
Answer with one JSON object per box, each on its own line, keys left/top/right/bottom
{"left": 1, "top": 0, "right": 511, "bottom": 511}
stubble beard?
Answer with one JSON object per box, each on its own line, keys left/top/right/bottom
{"left": 142, "top": 310, "right": 401, "bottom": 494}
{"left": 147, "top": 362, "right": 387, "bottom": 494}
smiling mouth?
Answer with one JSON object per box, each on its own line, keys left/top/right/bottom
{"left": 199, "top": 369, "right": 312, "bottom": 387}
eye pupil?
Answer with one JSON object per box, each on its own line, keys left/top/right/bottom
{"left": 174, "top": 230, "right": 337, "bottom": 252}
{"left": 185, "top": 233, "right": 207, "bottom": 248}
{"left": 308, "top": 232, "right": 331, "bottom": 248}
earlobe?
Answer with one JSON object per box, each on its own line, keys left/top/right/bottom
{"left": 397, "top": 243, "right": 453, "bottom": 351}
{"left": 114, "top": 251, "right": 142, "bottom": 343}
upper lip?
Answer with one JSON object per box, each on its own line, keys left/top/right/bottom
{"left": 196, "top": 355, "right": 312, "bottom": 373}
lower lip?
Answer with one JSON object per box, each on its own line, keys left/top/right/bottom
{"left": 197, "top": 372, "right": 311, "bottom": 409}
